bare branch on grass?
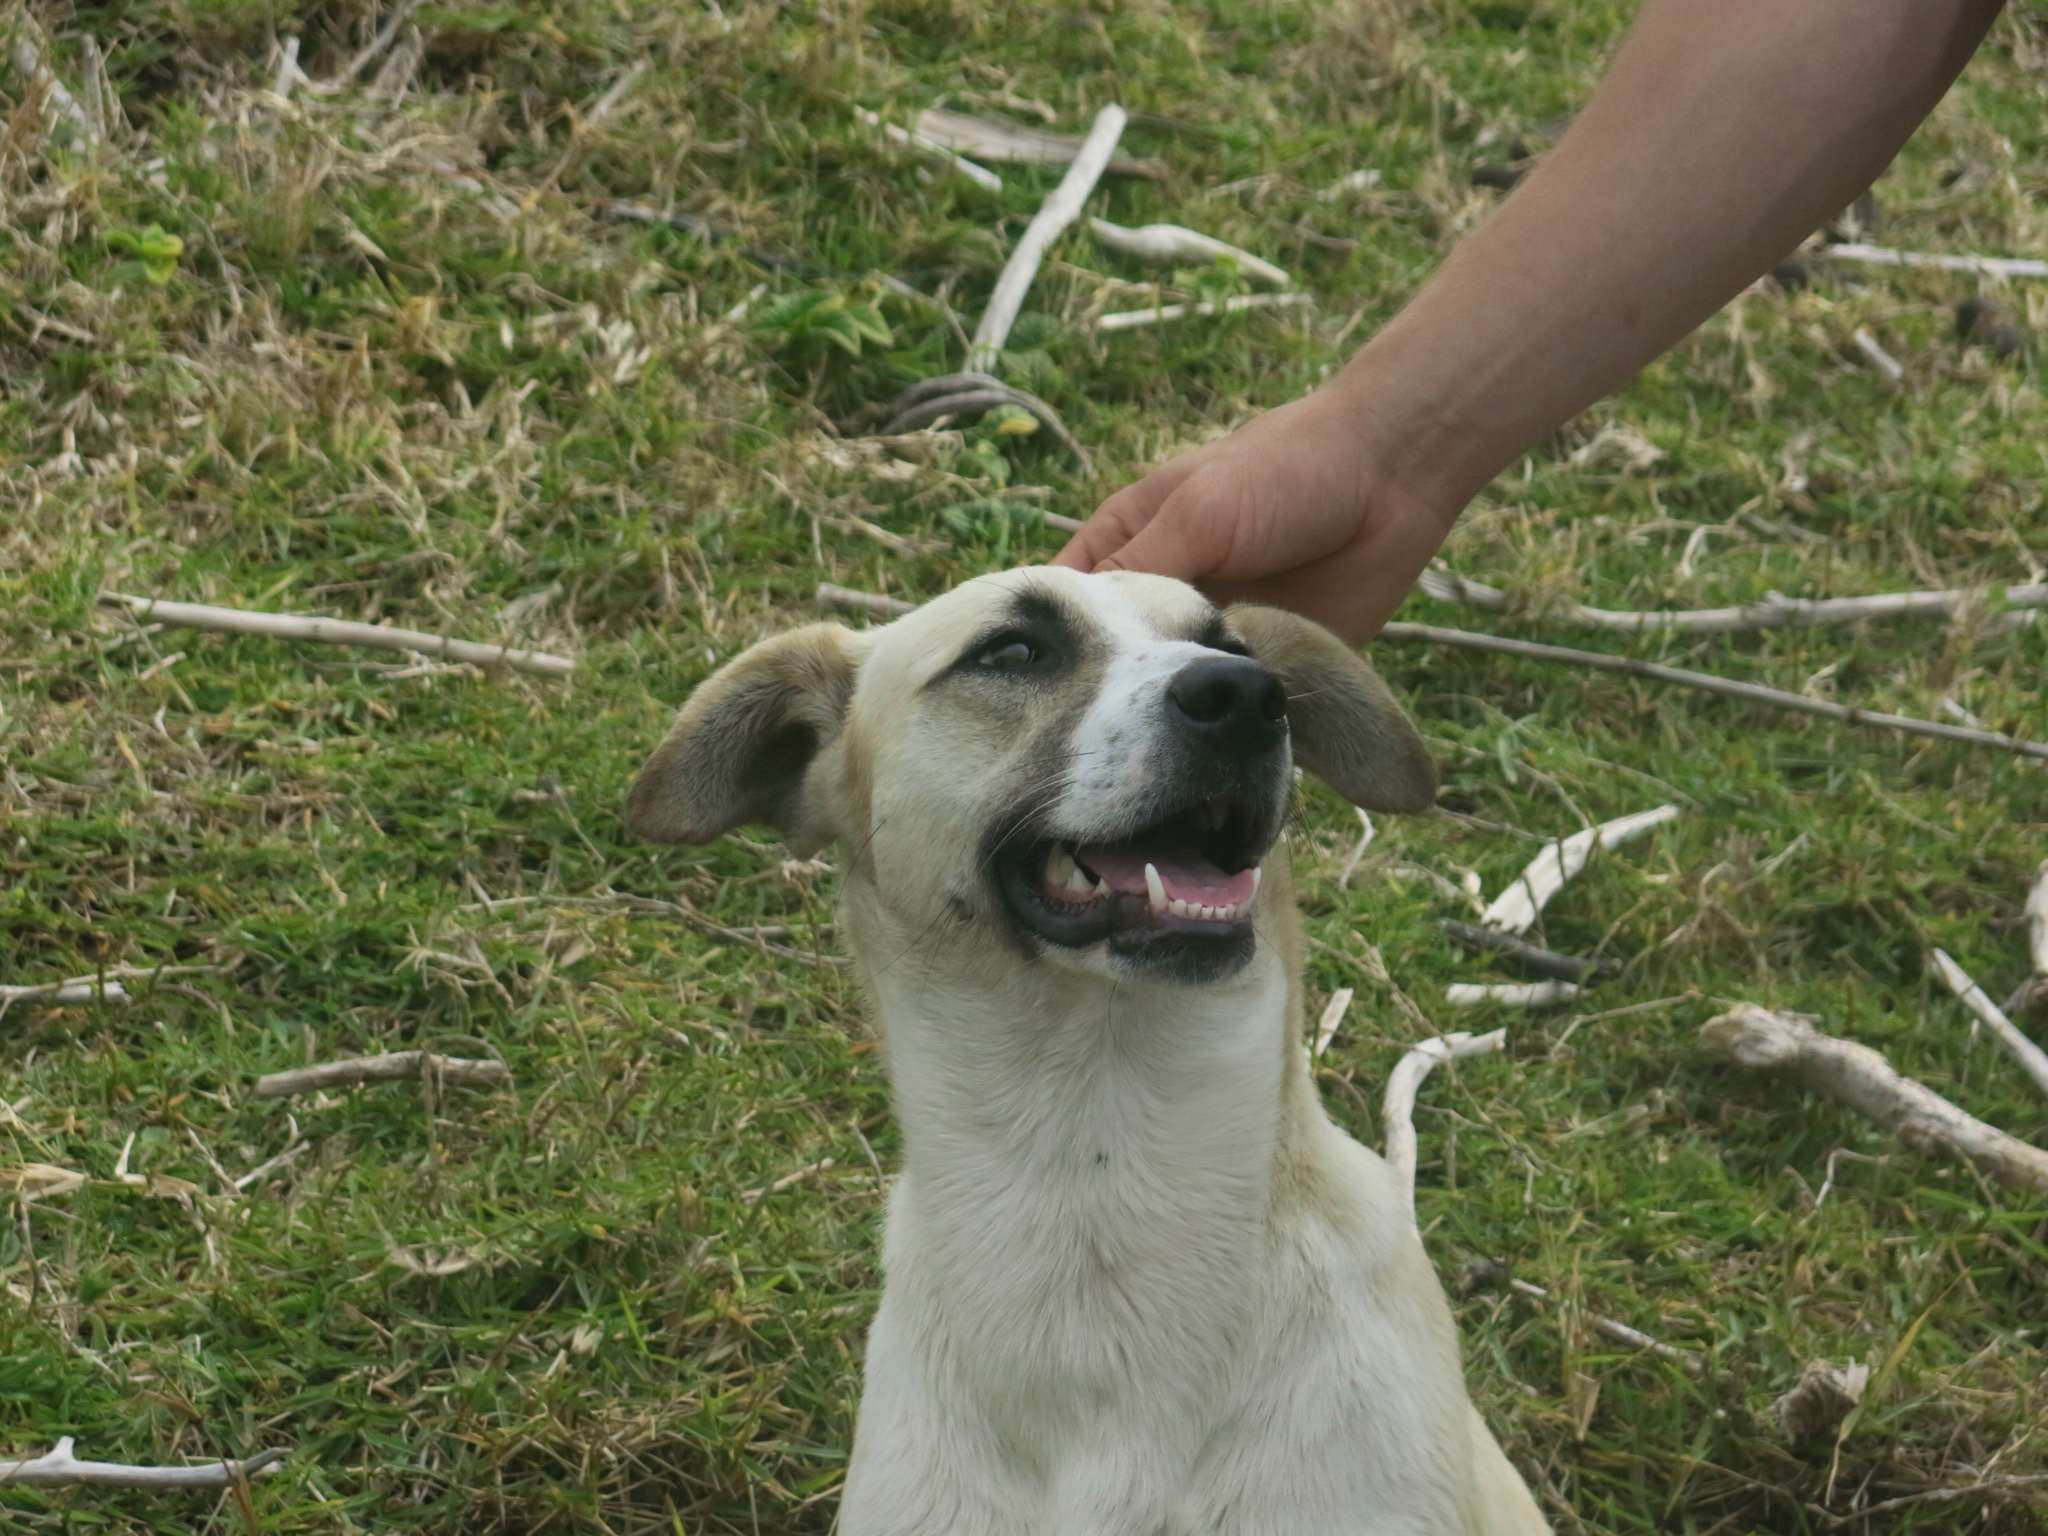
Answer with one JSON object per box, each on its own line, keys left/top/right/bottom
{"left": 1416, "top": 567, "right": 2048, "bottom": 636}
{"left": 1930, "top": 948, "right": 2048, "bottom": 1101}
{"left": 1097, "top": 292, "right": 1314, "bottom": 331}
{"left": 254, "top": 1051, "right": 513, "bottom": 1100}
{"left": 0, "top": 1438, "right": 288, "bottom": 1489}
{"left": 1819, "top": 242, "right": 2048, "bottom": 281}
{"left": 912, "top": 107, "right": 1166, "bottom": 180}
{"left": 1378, "top": 622, "right": 2048, "bottom": 761}
{"left": 1702, "top": 1005, "right": 2048, "bottom": 1196}
{"left": 10, "top": 37, "right": 100, "bottom": 144}
{"left": 1088, "top": 218, "right": 1291, "bottom": 287}
{"left": 816, "top": 584, "right": 914, "bottom": 621}
{"left": 1479, "top": 806, "right": 1682, "bottom": 935}
{"left": 1382, "top": 1029, "right": 1507, "bottom": 1209}
{"left": 1444, "top": 980, "right": 1582, "bottom": 1008}
{"left": 102, "top": 594, "right": 574, "bottom": 678}
{"left": 855, "top": 107, "right": 1003, "bottom": 191}
{"left": 1445, "top": 921, "right": 1618, "bottom": 984}
{"left": 1504, "top": 1278, "right": 1706, "bottom": 1375}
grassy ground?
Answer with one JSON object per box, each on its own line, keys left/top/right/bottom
{"left": 4, "top": 0, "right": 2048, "bottom": 1529}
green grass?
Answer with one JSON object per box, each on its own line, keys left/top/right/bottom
{"left": 3, "top": 0, "right": 2048, "bottom": 1529}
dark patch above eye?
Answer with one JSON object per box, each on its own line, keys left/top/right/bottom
{"left": 941, "top": 592, "right": 1075, "bottom": 682}
{"left": 1194, "top": 615, "right": 1252, "bottom": 658}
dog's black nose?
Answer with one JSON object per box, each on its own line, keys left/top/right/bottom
{"left": 1167, "top": 655, "right": 1288, "bottom": 758}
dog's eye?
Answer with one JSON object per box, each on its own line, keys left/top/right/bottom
{"left": 975, "top": 635, "right": 1042, "bottom": 670}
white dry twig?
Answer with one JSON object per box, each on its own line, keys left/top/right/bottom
{"left": 1382, "top": 1029, "right": 1507, "bottom": 1210}
{"left": 1445, "top": 980, "right": 1583, "bottom": 1009}
{"left": 1088, "top": 218, "right": 1291, "bottom": 287}
{"left": 1312, "top": 987, "right": 1354, "bottom": 1061}
{"left": 855, "top": 107, "right": 1003, "bottom": 192}
{"left": 1506, "top": 1278, "right": 1705, "bottom": 1375}
{"left": 254, "top": 1051, "right": 513, "bottom": 1099}
{"left": 968, "top": 104, "right": 1127, "bottom": 370}
{"left": 1378, "top": 621, "right": 2048, "bottom": 761}
{"left": 2028, "top": 862, "right": 2048, "bottom": 979}
{"left": 1819, "top": 243, "right": 2048, "bottom": 281}
{"left": 1930, "top": 948, "right": 2048, "bottom": 1101}
{"left": 1097, "top": 292, "right": 1314, "bottom": 332}
{"left": 914, "top": 107, "right": 1163, "bottom": 179}
{"left": 1703, "top": 1004, "right": 2048, "bottom": 1195}
{"left": 817, "top": 583, "right": 914, "bottom": 621}
{"left": 102, "top": 594, "right": 574, "bottom": 678}
{"left": 0, "top": 1437, "right": 288, "bottom": 1489}
{"left": 1417, "top": 566, "right": 2048, "bottom": 636}
{"left": 0, "top": 979, "right": 129, "bottom": 1018}
{"left": 1480, "top": 806, "right": 1681, "bottom": 936}
{"left": 11, "top": 37, "right": 100, "bottom": 144}
{"left": 1336, "top": 807, "right": 1376, "bottom": 891}
{"left": 1851, "top": 327, "right": 1904, "bottom": 386}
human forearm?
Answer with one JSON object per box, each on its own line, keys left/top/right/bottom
{"left": 1339, "top": 0, "right": 2004, "bottom": 514}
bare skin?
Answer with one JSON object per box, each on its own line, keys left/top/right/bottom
{"left": 1054, "top": 0, "right": 2006, "bottom": 643}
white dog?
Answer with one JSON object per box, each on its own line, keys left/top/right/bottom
{"left": 627, "top": 567, "right": 1550, "bottom": 1536}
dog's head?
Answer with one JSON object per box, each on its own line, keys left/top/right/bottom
{"left": 625, "top": 568, "right": 1434, "bottom": 985}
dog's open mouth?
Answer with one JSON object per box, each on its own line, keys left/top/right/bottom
{"left": 994, "top": 794, "right": 1272, "bottom": 960}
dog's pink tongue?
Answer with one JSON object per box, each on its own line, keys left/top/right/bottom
{"left": 1079, "top": 846, "right": 1258, "bottom": 906}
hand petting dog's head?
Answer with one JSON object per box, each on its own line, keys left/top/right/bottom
{"left": 626, "top": 568, "right": 1435, "bottom": 985}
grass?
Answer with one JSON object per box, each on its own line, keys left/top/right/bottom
{"left": 2, "top": 0, "right": 2047, "bottom": 1529}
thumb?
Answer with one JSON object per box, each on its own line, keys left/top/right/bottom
{"left": 1051, "top": 456, "right": 1205, "bottom": 572}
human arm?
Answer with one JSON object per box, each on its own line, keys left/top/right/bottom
{"left": 1053, "top": 0, "right": 2006, "bottom": 641}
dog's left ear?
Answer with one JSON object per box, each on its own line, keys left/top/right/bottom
{"left": 1227, "top": 605, "right": 1437, "bottom": 814}
{"left": 624, "top": 623, "right": 863, "bottom": 854}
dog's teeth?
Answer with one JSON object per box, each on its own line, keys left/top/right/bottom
{"left": 1064, "top": 861, "right": 1095, "bottom": 898}
{"left": 1144, "top": 863, "right": 1167, "bottom": 909}
{"left": 1169, "top": 897, "right": 1189, "bottom": 918}
{"left": 1249, "top": 867, "right": 1263, "bottom": 900}
{"left": 1047, "top": 845, "right": 1079, "bottom": 888}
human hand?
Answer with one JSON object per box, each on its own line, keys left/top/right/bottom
{"left": 1050, "top": 384, "right": 1460, "bottom": 644}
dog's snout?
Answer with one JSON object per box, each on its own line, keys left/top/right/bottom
{"left": 1167, "top": 655, "right": 1287, "bottom": 758}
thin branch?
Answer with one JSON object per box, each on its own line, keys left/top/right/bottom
{"left": 331, "top": 0, "right": 422, "bottom": 84}
{"left": 1505, "top": 1278, "right": 1706, "bottom": 1376}
{"left": 1444, "top": 980, "right": 1582, "bottom": 1008}
{"left": 11, "top": 38, "right": 100, "bottom": 144}
{"left": 0, "top": 1437, "right": 288, "bottom": 1489}
{"left": 101, "top": 594, "right": 574, "bottom": 678}
{"left": 0, "top": 980, "right": 129, "bottom": 1017}
{"left": 1377, "top": 622, "right": 2048, "bottom": 760}
{"left": 1311, "top": 987, "right": 1353, "bottom": 1061}
{"left": 1417, "top": 566, "right": 2048, "bottom": 636}
{"left": 855, "top": 107, "right": 1003, "bottom": 191}
{"left": 1702, "top": 1004, "right": 2048, "bottom": 1195}
{"left": 2029, "top": 861, "right": 2048, "bottom": 979}
{"left": 968, "top": 104, "right": 1127, "bottom": 370}
{"left": 1445, "top": 920, "right": 1618, "bottom": 984}
{"left": 816, "top": 583, "right": 913, "bottom": 620}
{"left": 1097, "top": 292, "right": 1313, "bottom": 332}
{"left": 1382, "top": 1029, "right": 1506, "bottom": 1210}
{"left": 254, "top": 1051, "right": 513, "bottom": 1100}
{"left": 1088, "top": 218, "right": 1291, "bottom": 287}
{"left": 1479, "top": 806, "right": 1681, "bottom": 936}
{"left": 913, "top": 106, "right": 1166, "bottom": 180}
{"left": 1931, "top": 948, "right": 2048, "bottom": 1101}
{"left": 1819, "top": 242, "right": 2048, "bottom": 281}
{"left": 1851, "top": 327, "right": 1904, "bottom": 385}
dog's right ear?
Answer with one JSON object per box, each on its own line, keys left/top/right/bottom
{"left": 624, "top": 623, "right": 861, "bottom": 851}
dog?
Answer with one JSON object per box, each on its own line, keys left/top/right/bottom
{"left": 626, "top": 567, "right": 1550, "bottom": 1535}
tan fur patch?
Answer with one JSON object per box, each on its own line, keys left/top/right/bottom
{"left": 1227, "top": 606, "right": 1437, "bottom": 814}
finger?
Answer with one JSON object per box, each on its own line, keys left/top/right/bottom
{"left": 1051, "top": 456, "right": 1202, "bottom": 571}
{"left": 1093, "top": 471, "right": 1242, "bottom": 583}
{"left": 1201, "top": 512, "right": 1451, "bottom": 644}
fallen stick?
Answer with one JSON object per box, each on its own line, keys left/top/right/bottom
{"left": 1417, "top": 566, "right": 2048, "bottom": 635}
{"left": 1506, "top": 1278, "right": 1705, "bottom": 1376}
{"left": 1479, "top": 806, "right": 1681, "bottom": 936}
{"left": 1377, "top": 622, "right": 2048, "bottom": 761}
{"left": 0, "top": 979, "right": 129, "bottom": 1017}
{"left": 874, "top": 374, "right": 1092, "bottom": 469}
{"left": 1931, "top": 948, "right": 2048, "bottom": 1101}
{"left": 11, "top": 38, "right": 99, "bottom": 144}
{"left": 2029, "top": 861, "right": 2048, "bottom": 978}
{"left": 1702, "top": 1004, "right": 2048, "bottom": 1196}
{"left": 855, "top": 107, "right": 1004, "bottom": 192}
{"left": 254, "top": 1051, "right": 512, "bottom": 1100}
{"left": 914, "top": 107, "right": 1167, "bottom": 180}
{"left": 967, "top": 104, "right": 1127, "bottom": 370}
{"left": 1383, "top": 1029, "right": 1506, "bottom": 1211}
{"left": 1818, "top": 242, "right": 2048, "bottom": 281}
{"left": 1312, "top": 986, "right": 1354, "bottom": 1060}
{"left": 1852, "top": 327, "right": 1905, "bottom": 385}
{"left": 1097, "top": 292, "right": 1314, "bottom": 331}
{"left": 0, "top": 1437, "right": 288, "bottom": 1489}
{"left": 1445, "top": 921, "right": 1618, "bottom": 984}
{"left": 817, "top": 583, "right": 914, "bottom": 620}
{"left": 1444, "top": 980, "right": 1582, "bottom": 1009}
{"left": 1088, "top": 218, "right": 1291, "bottom": 287}
{"left": 102, "top": 594, "right": 574, "bottom": 678}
